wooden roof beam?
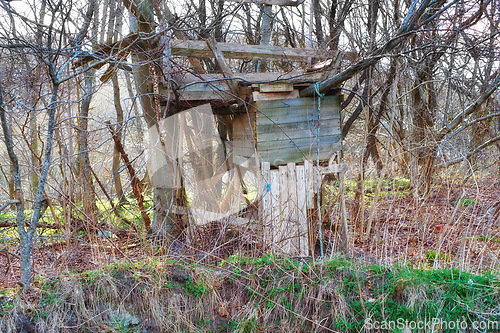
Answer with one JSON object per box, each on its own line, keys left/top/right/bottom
{"left": 170, "top": 39, "right": 331, "bottom": 61}
{"left": 225, "top": 0, "right": 304, "bottom": 6}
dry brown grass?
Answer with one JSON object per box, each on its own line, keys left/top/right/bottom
{"left": 2, "top": 253, "right": 499, "bottom": 332}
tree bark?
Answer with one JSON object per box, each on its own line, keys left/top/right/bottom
{"left": 78, "top": 68, "right": 99, "bottom": 219}
{"left": 0, "top": 86, "right": 27, "bottom": 287}
{"left": 257, "top": 4, "right": 273, "bottom": 72}
{"left": 111, "top": 74, "right": 126, "bottom": 204}
{"left": 312, "top": 0, "right": 323, "bottom": 46}
{"left": 124, "top": 0, "right": 180, "bottom": 238}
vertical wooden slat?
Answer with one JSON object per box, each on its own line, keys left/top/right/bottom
{"left": 296, "top": 165, "right": 309, "bottom": 256}
{"left": 260, "top": 162, "right": 272, "bottom": 247}
{"left": 304, "top": 160, "right": 314, "bottom": 208}
{"left": 270, "top": 170, "right": 280, "bottom": 253}
{"left": 287, "top": 163, "right": 299, "bottom": 254}
{"left": 304, "top": 159, "right": 316, "bottom": 256}
{"left": 278, "top": 165, "right": 290, "bottom": 253}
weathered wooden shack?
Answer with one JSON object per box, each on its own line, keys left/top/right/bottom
{"left": 156, "top": 69, "right": 346, "bottom": 256}
{"left": 151, "top": 37, "right": 349, "bottom": 256}
{"left": 70, "top": 0, "right": 353, "bottom": 256}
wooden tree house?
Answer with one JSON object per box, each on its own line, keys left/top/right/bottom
{"left": 73, "top": 18, "right": 350, "bottom": 255}
{"left": 150, "top": 34, "right": 349, "bottom": 256}
{"left": 153, "top": 49, "right": 348, "bottom": 256}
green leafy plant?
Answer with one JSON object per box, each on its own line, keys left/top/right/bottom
{"left": 185, "top": 276, "right": 207, "bottom": 297}
{"left": 426, "top": 250, "right": 451, "bottom": 263}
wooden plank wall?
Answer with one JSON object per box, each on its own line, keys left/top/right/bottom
{"left": 260, "top": 160, "right": 316, "bottom": 256}
{"left": 232, "top": 110, "right": 257, "bottom": 168}
{"left": 255, "top": 95, "right": 342, "bottom": 166}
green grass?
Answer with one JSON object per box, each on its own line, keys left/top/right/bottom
{"left": 325, "top": 177, "right": 411, "bottom": 203}
{"left": 453, "top": 198, "right": 477, "bottom": 206}
{"left": 478, "top": 235, "right": 500, "bottom": 243}
{"left": 2, "top": 255, "right": 499, "bottom": 332}
{"left": 425, "top": 250, "right": 451, "bottom": 263}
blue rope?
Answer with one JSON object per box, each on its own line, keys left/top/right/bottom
{"left": 314, "top": 82, "right": 325, "bottom": 99}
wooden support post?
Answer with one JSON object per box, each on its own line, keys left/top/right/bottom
{"left": 296, "top": 165, "right": 309, "bottom": 256}
{"left": 287, "top": 163, "right": 299, "bottom": 253}
{"left": 206, "top": 38, "right": 239, "bottom": 96}
{"left": 278, "top": 165, "right": 290, "bottom": 252}
{"left": 304, "top": 159, "right": 315, "bottom": 255}
{"left": 261, "top": 162, "right": 272, "bottom": 246}
{"left": 270, "top": 170, "right": 280, "bottom": 252}
{"left": 304, "top": 160, "right": 315, "bottom": 207}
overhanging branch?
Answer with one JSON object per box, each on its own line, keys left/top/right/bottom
{"left": 437, "top": 135, "right": 500, "bottom": 168}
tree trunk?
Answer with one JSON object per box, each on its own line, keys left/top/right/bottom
{"left": 111, "top": 73, "right": 126, "bottom": 204}
{"left": 124, "top": 0, "right": 179, "bottom": 238}
{"left": 78, "top": 69, "right": 99, "bottom": 218}
{"left": 257, "top": 4, "right": 273, "bottom": 72}
{"left": 29, "top": 106, "right": 39, "bottom": 196}
{"left": 312, "top": 0, "right": 323, "bottom": 46}
{"left": 0, "top": 87, "right": 27, "bottom": 287}
{"left": 410, "top": 63, "right": 437, "bottom": 198}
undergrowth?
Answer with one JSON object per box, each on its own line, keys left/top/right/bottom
{"left": 1, "top": 255, "right": 499, "bottom": 332}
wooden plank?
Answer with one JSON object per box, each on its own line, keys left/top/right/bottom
{"left": 256, "top": 107, "right": 320, "bottom": 123}
{"left": 180, "top": 80, "right": 229, "bottom": 92}
{"left": 258, "top": 149, "right": 339, "bottom": 167}
{"left": 225, "top": 0, "right": 302, "bottom": 6}
{"left": 181, "top": 71, "right": 325, "bottom": 85}
{"left": 256, "top": 101, "right": 339, "bottom": 116}
{"left": 304, "top": 160, "right": 314, "bottom": 208}
{"left": 259, "top": 83, "right": 294, "bottom": 92}
{"left": 176, "top": 90, "right": 236, "bottom": 101}
{"left": 256, "top": 137, "right": 341, "bottom": 154}
{"left": 287, "top": 163, "right": 299, "bottom": 254}
{"left": 232, "top": 154, "right": 257, "bottom": 169}
{"left": 257, "top": 111, "right": 339, "bottom": 126}
{"left": 232, "top": 111, "right": 256, "bottom": 162}
{"left": 278, "top": 165, "right": 290, "bottom": 253}
{"left": 234, "top": 143, "right": 255, "bottom": 152}
{"left": 260, "top": 162, "right": 272, "bottom": 246}
{"left": 255, "top": 95, "right": 341, "bottom": 110}
{"left": 256, "top": 118, "right": 340, "bottom": 133}
{"left": 257, "top": 126, "right": 341, "bottom": 142}
{"left": 270, "top": 170, "right": 280, "bottom": 252}
{"left": 255, "top": 101, "right": 340, "bottom": 115}
{"left": 296, "top": 165, "right": 309, "bottom": 256}
{"left": 171, "top": 39, "right": 331, "bottom": 61}
{"left": 256, "top": 105, "right": 340, "bottom": 122}
{"left": 233, "top": 147, "right": 256, "bottom": 158}
{"left": 257, "top": 139, "right": 340, "bottom": 153}
{"left": 256, "top": 113, "right": 339, "bottom": 127}
{"left": 257, "top": 134, "right": 342, "bottom": 150}
{"left": 304, "top": 160, "right": 316, "bottom": 256}
{"left": 206, "top": 38, "right": 239, "bottom": 96}
{"left": 252, "top": 90, "right": 299, "bottom": 101}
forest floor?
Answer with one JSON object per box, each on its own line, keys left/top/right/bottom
{"left": 1, "top": 177, "right": 499, "bottom": 289}
{"left": 0, "top": 178, "right": 500, "bottom": 331}
{"left": 345, "top": 177, "right": 500, "bottom": 273}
